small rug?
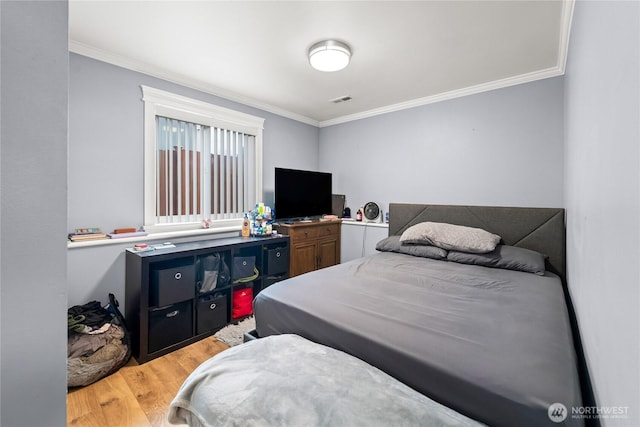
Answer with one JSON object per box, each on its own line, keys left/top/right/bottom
{"left": 214, "top": 316, "right": 255, "bottom": 347}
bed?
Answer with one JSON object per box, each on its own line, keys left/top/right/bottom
{"left": 252, "top": 204, "right": 585, "bottom": 427}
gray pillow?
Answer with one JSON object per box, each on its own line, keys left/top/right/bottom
{"left": 400, "top": 221, "right": 501, "bottom": 254}
{"left": 376, "top": 235, "right": 448, "bottom": 260}
{"left": 447, "top": 245, "right": 547, "bottom": 275}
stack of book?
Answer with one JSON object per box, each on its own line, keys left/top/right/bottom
{"left": 108, "top": 228, "right": 148, "bottom": 239}
{"left": 68, "top": 228, "right": 108, "bottom": 242}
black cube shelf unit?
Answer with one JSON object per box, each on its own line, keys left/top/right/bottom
{"left": 125, "top": 235, "right": 290, "bottom": 363}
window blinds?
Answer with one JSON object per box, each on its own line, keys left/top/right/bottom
{"left": 156, "top": 116, "right": 256, "bottom": 225}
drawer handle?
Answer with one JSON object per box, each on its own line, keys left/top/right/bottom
{"left": 174, "top": 272, "right": 182, "bottom": 280}
{"left": 242, "top": 260, "right": 247, "bottom": 266}
{"left": 166, "top": 310, "right": 179, "bottom": 318}
{"left": 276, "top": 252, "right": 281, "bottom": 258}
{"left": 209, "top": 303, "right": 217, "bottom": 310}
{"left": 304, "top": 232, "right": 308, "bottom": 237}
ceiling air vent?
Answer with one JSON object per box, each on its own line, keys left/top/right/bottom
{"left": 330, "top": 96, "right": 352, "bottom": 104}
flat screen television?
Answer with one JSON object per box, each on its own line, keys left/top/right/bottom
{"left": 274, "top": 167, "right": 332, "bottom": 221}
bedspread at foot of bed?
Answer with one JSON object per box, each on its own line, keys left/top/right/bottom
{"left": 168, "top": 334, "right": 485, "bottom": 427}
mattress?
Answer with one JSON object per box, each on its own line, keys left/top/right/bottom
{"left": 254, "top": 252, "right": 584, "bottom": 427}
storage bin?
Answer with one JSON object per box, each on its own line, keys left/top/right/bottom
{"left": 148, "top": 301, "right": 192, "bottom": 353}
{"left": 150, "top": 262, "right": 195, "bottom": 306}
{"left": 232, "top": 256, "right": 256, "bottom": 281}
{"left": 196, "top": 294, "right": 228, "bottom": 335}
{"left": 265, "top": 247, "right": 289, "bottom": 275}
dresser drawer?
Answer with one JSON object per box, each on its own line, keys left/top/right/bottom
{"left": 289, "top": 226, "right": 318, "bottom": 242}
{"left": 318, "top": 222, "right": 340, "bottom": 237}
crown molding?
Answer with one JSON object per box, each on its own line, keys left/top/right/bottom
{"left": 319, "top": 0, "right": 574, "bottom": 127}
{"left": 69, "top": 40, "right": 320, "bottom": 127}
{"left": 557, "top": 0, "right": 575, "bottom": 73}
{"left": 71, "top": 0, "right": 573, "bottom": 131}
{"left": 317, "top": 66, "right": 565, "bottom": 128}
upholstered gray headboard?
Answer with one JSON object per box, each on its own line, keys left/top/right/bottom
{"left": 389, "top": 203, "right": 566, "bottom": 280}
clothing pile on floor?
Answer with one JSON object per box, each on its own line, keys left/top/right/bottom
{"left": 67, "top": 294, "right": 131, "bottom": 388}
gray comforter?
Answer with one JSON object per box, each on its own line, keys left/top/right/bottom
{"left": 254, "top": 252, "right": 584, "bottom": 427}
{"left": 168, "top": 334, "right": 485, "bottom": 427}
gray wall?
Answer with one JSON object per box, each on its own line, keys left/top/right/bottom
{"left": 68, "top": 54, "right": 319, "bottom": 307}
{"left": 1, "top": 1, "right": 68, "bottom": 426}
{"left": 69, "top": 54, "right": 566, "bottom": 308}
{"left": 565, "top": 1, "right": 640, "bottom": 425}
{"left": 319, "top": 77, "right": 565, "bottom": 215}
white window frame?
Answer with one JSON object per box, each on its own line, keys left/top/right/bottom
{"left": 142, "top": 86, "right": 264, "bottom": 233}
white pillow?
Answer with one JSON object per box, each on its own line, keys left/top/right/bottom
{"left": 400, "top": 222, "right": 501, "bottom": 253}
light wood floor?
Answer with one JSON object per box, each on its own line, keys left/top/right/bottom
{"left": 67, "top": 337, "right": 229, "bottom": 427}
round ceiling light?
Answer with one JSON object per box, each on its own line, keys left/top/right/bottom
{"left": 308, "top": 40, "right": 351, "bottom": 72}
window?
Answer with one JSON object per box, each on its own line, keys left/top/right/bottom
{"left": 142, "top": 86, "right": 263, "bottom": 233}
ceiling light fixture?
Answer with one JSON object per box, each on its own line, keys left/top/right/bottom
{"left": 308, "top": 40, "right": 351, "bottom": 72}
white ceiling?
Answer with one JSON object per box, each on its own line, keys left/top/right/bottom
{"left": 69, "top": 1, "right": 574, "bottom": 127}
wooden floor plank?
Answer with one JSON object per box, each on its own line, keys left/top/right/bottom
{"left": 173, "top": 337, "right": 225, "bottom": 373}
{"left": 67, "top": 384, "right": 111, "bottom": 427}
{"left": 67, "top": 337, "right": 229, "bottom": 427}
{"left": 119, "top": 363, "right": 178, "bottom": 418}
{"left": 146, "top": 356, "right": 191, "bottom": 393}
{"left": 91, "top": 373, "right": 151, "bottom": 427}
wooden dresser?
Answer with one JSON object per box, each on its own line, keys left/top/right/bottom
{"left": 275, "top": 220, "right": 341, "bottom": 276}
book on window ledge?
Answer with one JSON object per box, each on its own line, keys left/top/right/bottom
{"left": 73, "top": 227, "right": 103, "bottom": 235}
{"left": 108, "top": 231, "right": 148, "bottom": 239}
{"left": 68, "top": 228, "right": 108, "bottom": 241}
{"left": 113, "top": 227, "right": 137, "bottom": 234}
{"left": 68, "top": 232, "right": 108, "bottom": 241}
